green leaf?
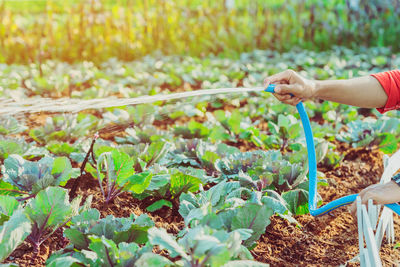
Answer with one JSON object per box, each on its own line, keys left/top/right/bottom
{"left": 201, "top": 151, "right": 220, "bottom": 166}
{"left": 0, "top": 209, "right": 32, "bottom": 261}
{"left": 372, "top": 55, "right": 387, "bottom": 66}
{"left": 114, "top": 214, "right": 154, "bottom": 245}
{"left": 46, "top": 255, "right": 82, "bottom": 267}
{"left": 148, "top": 227, "right": 189, "bottom": 260}
{"left": 0, "top": 195, "right": 19, "bottom": 225}
{"left": 46, "top": 142, "right": 76, "bottom": 156}
{"left": 170, "top": 170, "right": 203, "bottom": 198}
{"left": 0, "top": 180, "right": 23, "bottom": 197}
{"left": 118, "top": 242, "right": 140, "bottom": 266}
{"left": 135, "top": 252, "right": 174, "bottom": 267}
{"left": 111, "top": 150, "right": 135, "bottom": 180}
{"left": 231, "top": 202, "right": 273, "bottom": 247}
{"left": 25, "top": 187, "right": 81, "bottom": 231}
{"left": 288, "top": 123, "right": 302, "bottom": 139}
{"left": 281, "top": 189, "right": 308, "bottom": 215}
{"left": 64, "top": 227, "right": 88, "bottom": 249}
{"left": 315, "top": 141, "right": 328, "bottom": 164}
{"left": 210, "top": 126, "right": 230, "bottom": 142}
{"left": 139, "top": 142, "right": 171, "bottom": 169}
{"left": 188, "top": 120, "right": 210, "bottom": 137}
{"left": 67, "top": 209, "right": 153, "bottom": 248}
{"left": 0, "top": 141, "right": 23, "bottom": 160}
{"left": 52, "top": 157, "right": 73, "bottom": 186}
{"left": 228, "top": 110, "right": 243, "bottom": 135}
{"left": 322, "top": 150, "right": 343, "bottom": 169}
{"left": 278, "top": 114, "right": 290, "bottom": 129}
{"left": 88, "top": 236, "right": 118, "bottom": 267}
{"left": 124, "top": 171, "right": 152, "bottom": 194}
{"left": 378, "top": 133, "right": 397, "bottom": 154}
{"left": 146, "top": 200, "right": 173, "bottom": 212}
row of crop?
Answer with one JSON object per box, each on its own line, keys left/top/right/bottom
{"left": 1, "top": 0, "right": 400, "bottom": 63}
{"left": 0, "top": 187, "right": 269, "bottom": 266}
{"left": 2, "top": 105, "right": 399, "bottom": 265}
{"left": 0, "top": 47, "right": 398, "bottom": 99}
{"left": 0, "top": 135, "right": 300, "bottom": 265}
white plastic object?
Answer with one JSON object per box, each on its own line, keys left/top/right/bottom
{"left": 356, "top": 148, "right": 400, "bottom": 267}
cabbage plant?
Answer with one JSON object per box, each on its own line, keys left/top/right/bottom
{"left": 96, "top": 150, "right": 153, "bottom": 203}
{"left": 24, "top": 187, "right": 90, "bottom": 252}
{"left": 145, "top": 225, "right": 270, "bottom": 267}
{"left": 46, "top": 209, "right": 155, "bottom": 267}
{"left": 1, "top": 154, "right": 77, "bottom": 197}
{"left": 336, "top": 117, "right": 400, "bottom": 153}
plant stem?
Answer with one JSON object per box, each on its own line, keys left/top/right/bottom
{"left": 1, "top": 188, "right": 29, "bottom": 195}
{"left": 17, "top": 194, "right": 35, "bottom": 202}
{"left": 69, "top": 133, "right": 98, "bottom": 198}
{"left": 199, "top": 253, "right": 212, "bottom": 267}
{"left": 281, "top": 137, "right": 288, "bottom": 152}
{"left": 104, "top": 246, "right": 115, "bottom": 267}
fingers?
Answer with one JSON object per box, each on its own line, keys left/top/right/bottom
{"left": 273, "top": 93, "right": 291, "bottom": 102}
{"left": 274, "top": 84, "right": 303, "bottom": 96}
{"left": 349, "top": 185, "right": 378, "bottom": 217}
{"left": 349, "top": 193, "right": 374, "bottom": 218}
{"left": 272, "top": 93, "right": 302, "bottom": 106}
{"left": 284, "top": 96, "right": 302, "bottom": 106}
{"left": 264, "top": 69, "right": 296, "bottom": 86}
{"left": 349, "top": 201, "right": 357, "bottom": 217}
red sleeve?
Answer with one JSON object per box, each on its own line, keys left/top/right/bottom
{"left": 371, "top": 70, "right": 400, "bottom": 113}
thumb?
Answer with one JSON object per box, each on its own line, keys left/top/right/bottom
{"left": 275, "top": 84, "right": 301, "bottom": 96}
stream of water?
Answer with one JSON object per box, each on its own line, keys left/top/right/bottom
{"left": 0, "top": 87, "right": 265, "bottom": 115}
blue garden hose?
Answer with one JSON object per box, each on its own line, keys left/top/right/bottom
{"left": 264, "top": 84, "right": 400, "bottom": 216}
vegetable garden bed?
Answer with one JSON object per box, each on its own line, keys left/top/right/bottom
{"left": 1, "top": 47, "right": 400, "bottom": 266}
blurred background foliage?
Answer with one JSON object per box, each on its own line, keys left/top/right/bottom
{"left": 0, "top": 0, "right": 399, "bottom": 64}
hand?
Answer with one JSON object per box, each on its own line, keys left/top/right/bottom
{"left": 263, "top": 69, "right": 317, "bottom": 106}
{"left": 349, "top": 180, "right": 400, "bottom": 217}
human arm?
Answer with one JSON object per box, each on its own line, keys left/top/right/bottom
{"left": 263, "top": 69, "right": 389, "bottom": 108}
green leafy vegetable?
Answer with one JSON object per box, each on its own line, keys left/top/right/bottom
{"left": 147, "top": 225, "right": 264, "bottom": 267}
{"left": 96, "top": 149, "right": 152, "bottom": 203}
{"left": 336, "top": 117, "right": 400, "bottom": 153}
{"left": 24, "top": 187, "right": 89, "bottom": 251}
{"left": 29, "top": 114, "right": 98, "bottom": 143}
{"left": 64, "top": 208, "right": 154, "bottom": 250}
{"left": 0, "top": 209, "right": 32, "bottom": 261}
{"left": 2, "top": 155, "right": 76, "bottom": 195}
